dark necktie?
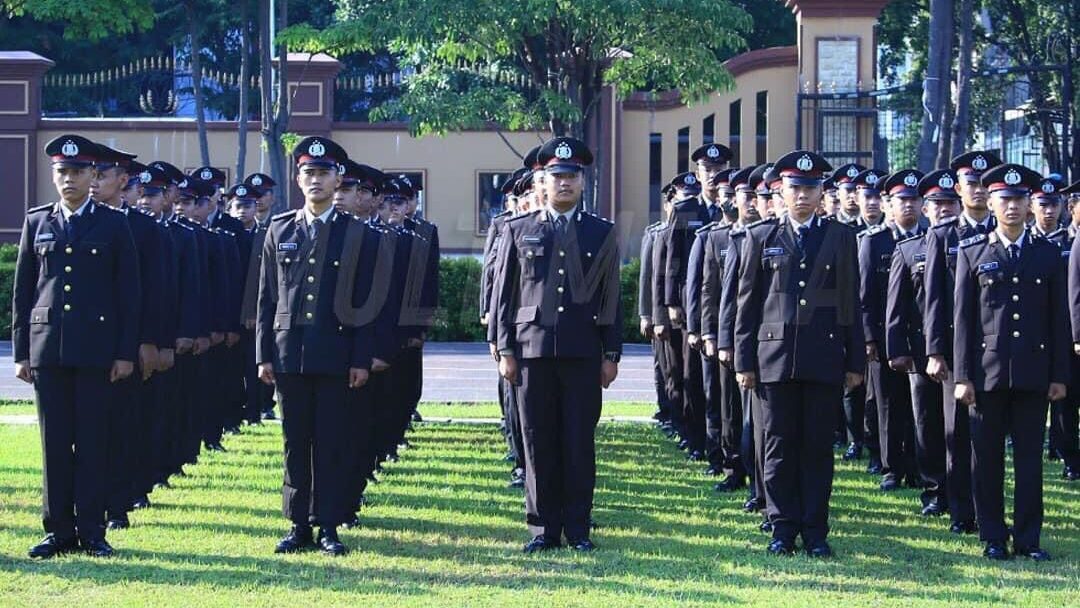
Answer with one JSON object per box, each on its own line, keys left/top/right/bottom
{"left": 66, "top": 213, "right": 81, "bottom": 241}
{"left": 309, "top": 218, "right": 323, "bottom": 241}
{"left": 708, "top": 205, "right": 719, "bottom": 222}
{"left": 975, "top": 223, "right": 988, "bottom": 235}
{"left": 1008, "top": 243, "right": 1020, "bottom": 262}
{"left": 796, "top": 224, "right": 809, "bottom": 250}
{"left": 554, "top": 214, "right": 567, "bottom": 235}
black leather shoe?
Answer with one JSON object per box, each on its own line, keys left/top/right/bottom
{"left": 704, "top": 466, "right": 721, "bottom": 476}
{"left": 131, "top": 496, "right": 151, "bottom": 510}
{"left": 523, "top": 536, "right": 560, "bottom": 553}
{"left": 867, "top": 458, "right": 882, "bottom": 475}
{"left": 879, "top": 476, "right": 901, "bottom": 491}
{"left": 686, "top": 450, "right": 704, "bottom": 462}
{"left": 805, "top": 541, "right": 833, "bottom": 558}
{"left": 275, "top": 525, "right": 314, "bottom": 554}
{"left": 568, "top": 538, "right": 595, "bottom": 552}
{"left": 205, "top": 442, "right": 227, "bottom": 452}
{"left": 950, "top": 520, "right": 978, "bottom": 535}
{"left": 743, "top": 497, "right": 764, "bottom": 512}
{"left": 759, "top": 520, "right": 774, "bottom": 534}
{"left": 1063, "top": 466, "right": 1080, "bottom": 481}
{"left": 82, "top": 538, "right": 114, "bottom": 557}
{"left": 224, "top": 426, "right": 242, "bottom": 435}
{"left": 106, "top": 516, "right": 130, "bottom": 530}
{"left": 262, "top": 409, "right": 277, "bottom": 421}
{"left": 1014, "top": 545, "right": 1051, "bottom": 561}
{"left": 503, "top": 452, "right": 517, "bottom": 462}
{"left": 921, "top": 502, "right": 946, "bottom": 517}
{"left": 842, "top": 443, "right": 862, "bottom": 461}
{"left": 983, "top": 541, "right": 1011, "bottom": 561}
{"left": 714, "top": 475, "right": 746, "bottom": 493}
{"left": 904, "top": 475, "right": 923, "bottom": 489}
{"left": 386, "top": 453, "right": 400, "bottom": 463}
{"left": 342, "top": 514, "right": 361, "bottom": 529}
{"left": 28, "top": 534, "right": 78, "bottom": 559}
{"left": 508, "top": 468, "right": 526, "bottom": 488}
{"left": 411, "top": 410, "right": 423, "bottom": 423}
{"left": 677, "top": 439, "right": 690, "bottom": 451}
{"left": 398, "top": 440, "right": 412, "bottom": 450}
{"left": 766, "top": 538, "right": 796, "bottom": 555}
{"left": 1046, "top": 450, "right": 1060, "bottom": 462}
{"left": 317, "top": 527, "right": 346, "bottom": 556}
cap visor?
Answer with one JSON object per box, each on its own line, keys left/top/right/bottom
{"left": 545, "top": 163, "right": 584, "bottom": 174}
{"left": 784, "top": 176, "right": 823, "bottom": 187}
{"left": 51, "top": 159, "right": 95, "bottom": 168}
{"left": 297, "top": 159, "right": 339, "bottom": 168}
{"left": 990, "top": 187, "right": 1029, "bottom": 197}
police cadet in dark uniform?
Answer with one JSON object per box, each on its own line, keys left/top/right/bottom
{"left": 245, "top": 172, "right": 278, "bottom": 230}
{"left": 484, "top": 170, "right": 528, "bottom": 487}
{"left": 923, "top": 150, "right": 1001, "bottom": 535}
{"left": 659, "top": 172, "right": 711, "bottom": 459}
{"left": 226, "top": 183, "right": 267, "bottom": 426}
{"left": 857, "top": 169, "right": 923, "bottom": 493}
{"left": 91, "top": 143, "right": 166, "bottom": 527}
{"left": 639, "top": 209, "right": 671, "bottom": 427}
{"left": 258, "top": 137, "right": 378, "bottom": 556}
{"left": 734, "top": 150, "right": 865, "bottom": 557}
{"left": 16, "top": 135, "right": 141, "bottom": 558}
{"left": 953, "top": 163, "right": 1066, "bottom": 562}
{"left": 832, "top": 163, "right": 868, "bottom": 228}
{"left": 886, "top": 169, "right": 960, "bottom": 517}
{"left": 494, "top": 137, "right": 622, "bottom": 553}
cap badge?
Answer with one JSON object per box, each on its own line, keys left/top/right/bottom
{"left": 846, "top": 165, "right": 859, "bottom": 178}
{"left": 308, "top": 140, "right": 326, "bottom": 157}
{"left": 200, "top": 168, "right": 213, "bottom": 181}
{"left": 939, "top": 174, "right": 955, "bottom": 189}
{"left": 140, "top": 171, "right": 151, "bottom": 184}
{"left": 61, "top": 140, "right": 79, "bottom": 157}
{"left": 554, "top": 142, "right": 573, "bottom": 160}
{"left": 236, "top": 186, "right": 247, "bottom": 197}
{"left": 796, "top": 155, "right": 814, "bottom": 172}
{"left": 684, "top": 175, "right": 697, "bottom": 185}
{"left": 904, "top": 173, "right": 918, "bottom": 187}
{"left": 178, "top": 179, "right": 188, "bottom": 188}
{"left": 1041, "top": 181, "right": 1055, "bottom": 194}
{"left": 866, "top": 173, "right": 879, "bottom": 186}
{"left": 251, "top": 175, "right": 263, "bottom": 186}
{"left": 972, "top": 155, "right": 987, "bottom": 171}
{"left": 1004, "top": 168, "right": 1021, "bottom": 186}
{"left": 706, "top": 146, "right": 720, "bottom": 159}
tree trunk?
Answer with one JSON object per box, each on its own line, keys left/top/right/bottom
{"left": 186, "top": 2, "right": 211, "bottom": 167}
{"left": 950, "top": 0, "right": 974, "bottom": 159}
{"left": 235, "top": 0, "right": 250, "bottom": 181}
{"left": 918, "top": 0, "right": 954, "bottom": 172}
{"left": 259, "top": 0, "right": 289, "bottom": 211}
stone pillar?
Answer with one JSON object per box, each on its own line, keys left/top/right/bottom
{"left": 0, "top": 51, "right": 54, "bottom": 241}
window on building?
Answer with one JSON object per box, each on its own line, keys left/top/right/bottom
{"left": 729, "top": 99, "right": 742, "bottom": 167}
{"left": 702, "top": 114, "right": 715, "bottom": 145}
{"left": 677, "top": 126, "right": 690, "bottom": 173}
{"left": 476, "top": 171, "right": 514, "bottom": 235}
{"left": 755, "top": 91, "right": 768, "bottom": 164}
{"left": 649, "top": 132, "right": 662, "bottom": 221}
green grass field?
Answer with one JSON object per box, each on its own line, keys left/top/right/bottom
{"left": 0, "top": 420, "right": 1077, "bottom": 607}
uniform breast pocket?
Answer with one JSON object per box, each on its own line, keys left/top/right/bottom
{"left": 761, "top": 252, "right": 791, "bottom": 291}
{"left": 519, "top": 244, "right": 546, "bottom": 279}
{"left": 977, "top": 270, "right": 1005, "bottom": 304}
{"left": 35, "top": 241, "right": 56, "bottom": 275}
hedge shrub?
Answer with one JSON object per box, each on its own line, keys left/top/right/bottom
{"left": 0, "top": 252, "right": 647, "bottom": 344}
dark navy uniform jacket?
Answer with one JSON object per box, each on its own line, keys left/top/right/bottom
{"left": 481, "top": 212, "right": 511, "bottom": 323}
{"left": 495, "top": 208, "right": 622, "bottom": 359}
{"left": 241, "top": 226, "right": 268, "bottom": 327}
{"left": 885, "top": 233, "right": 931, "bottom": 366}
{"left": 637, "top": 223, "right": 660, "bottom": 322}
{"left": 734, "top": 215, "right": 865, "bottom": 384}
{"left": 661, "top": 199, "right": 711, "bottom": 310}
{"left": 685, "top": 222, "right": 716, "bottom": 336}
{"left": 118, "top": 204, "right": 165, "bottom": 349}
{"left": 163, "top": 218, "right": 202, "bottom": 343}
{"left": 715, "top": 219, "right": 775, "bottom": 350}
{"left": 858, "top": 222, "right": 924, "bottom": 356}
{"left": 13, "top": 201, "right": 140, "bottom": 368}
{"left": 923, "top": 215, "right": 995, "bottom": 362}
{"left": 700, "top": 222, "right": 733, "bottom": 341}
{"left": 256, "top": 209, "right": 376, "bottom": 374}
{"left": 953, "top": 230, "right": 1068, "bottom": 392}
{"left": 404, "top": 216, "right": 439, "bottom": 334}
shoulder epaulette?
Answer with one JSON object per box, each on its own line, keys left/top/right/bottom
{"left": 897, "top": 233, "right": 923, "bottom": 245}
{"left": 959, "top": 233, "right": 987, "bottom": 248}
{"left": 933, "top": 216, "right": 959, "bottom": 230}
{"left": 28, "top": 203, "right": 52, "bottom": 214}
{"left": 730, "top": 228, "right": 746, "bottom": 237}
{"left": 865, "top": 224, "right": 888, "bottom": 237}
{"left": 710, "top": 222, "right": 732, "bottom": 232}
{"left": 172, "top": 220, "right": 194, "bottom": 231}
{"left": 585, "top": 211, "right": 614, "bottom": 224}
{"left": 695, "top": 222, "right": 716, "bottom": 236}
{"left": 1045, "top": 228, "right": 1065, "bottom": 240}
{"left": 271, "top": 210, "right": 294, "bottom": 222}
{"left": 98, "top": 203, "right": 123, "bottom": 213}
{"left": 747, "top": 218, "right": 775, "bottom": 229}
{"left": 494, "top": 210, "right": 512, "bottom": 219}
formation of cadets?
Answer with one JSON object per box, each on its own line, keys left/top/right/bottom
{"left": 16, "top": 134, "right": 438, "bottom": 559}
{"left": 637, "top": 143, "right": 1078, "bottom": 561}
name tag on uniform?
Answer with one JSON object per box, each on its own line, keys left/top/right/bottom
{"left": 523, "top": 235, "right": 543, "bottom": 243}
{"left": 947, "top": 246, "right": 958, "bottom": 255}
{"left": 915, "top": 262, "right": 926, "bottom": 272}
{"left": 34, "top": 232, "right": 56, "bottom": 242}
{"left": 763, "top": 247, "right": 786, "bottom": 257}
{"left": 977, "top": 261, "right": 1000, "bottom": 273}
{"left": 278, "top": 242, "right": 298, "bottom": 251}
{"left": 688, "top": 221, "right": 703, "bottom": 228}
{"left": 719, "top": 250, "right": 727, "bottom": 258}
{"left": 914, "top": 253, "right": 926, "bottom": 262}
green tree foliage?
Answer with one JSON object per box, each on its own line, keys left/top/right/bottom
{"left": 2, "top": 0, "right": 155, "bottom": 40}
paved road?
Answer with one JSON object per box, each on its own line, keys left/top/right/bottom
{"left": 0, "top": 341, "right": 657, "bottom": 404}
